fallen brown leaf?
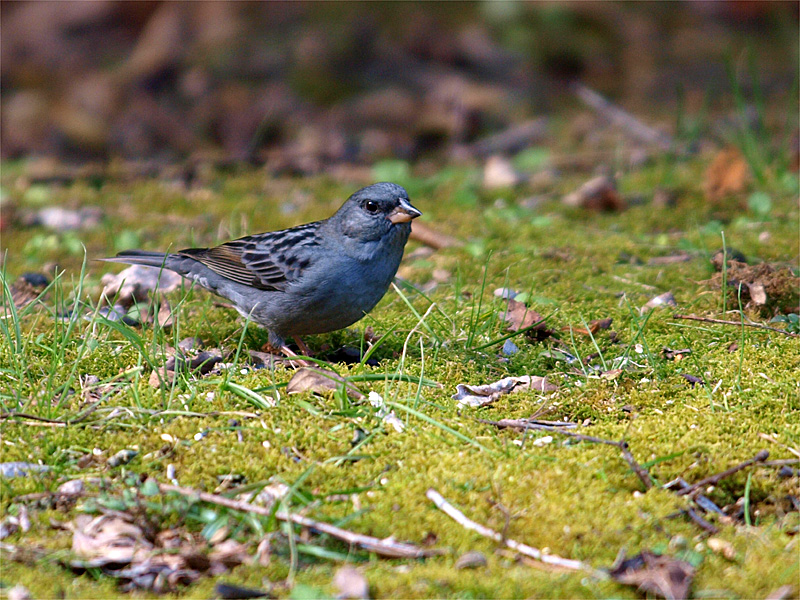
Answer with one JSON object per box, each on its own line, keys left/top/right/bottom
{"left": 563, "top": 175, "right": 626, "bottom": 211}
{"left": 286, "top": 367, "right": 364, "bottom": 399}
{"left": 609, "top": 550, "right": 695, "bottom": 600}
{"left": 703, "top": 147, "right": 750, "bottom": 202}
{"left": 499, "top": 299, "right": 553, "bottom": 340}
{"left": 9, "top": 273, "right": 49, "bottom": 310}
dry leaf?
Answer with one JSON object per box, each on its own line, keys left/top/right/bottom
{"left": 499, "top": 299, "right": 552, "bottom": 340}
{"left": 703, "top": 147, "right": 750, "bottom": 202}
{"left": 453, "top": 375, "right": 557, "bottom": 407}
{"left": 568, "top": 317, "right": 613, "bottom": 336}
{"left": 9, "top": 273, "right": 49, "bottom": 310}
{"left": 287, "top": 367, "right": 364, "bottom": 399}
{"left": 563, "top": 175, "right": 626, "bottom": 211}
{"left": 71, "top": 514, "right": 152, "bottom": 564}
{"left": 101, "top": 264, "right": 183, "bottom": 306}
{"left": 609, "top": 550, "right": 695, "bottom": 600}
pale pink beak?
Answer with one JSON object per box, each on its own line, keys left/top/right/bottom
{"left": 387, "top": 198, "right": 422, "bottom": 224}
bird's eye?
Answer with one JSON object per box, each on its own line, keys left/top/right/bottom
{"left": 364, "top": 201, "right": 379, "bottom": 213}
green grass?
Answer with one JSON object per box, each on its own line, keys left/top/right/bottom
{"left": 1, "top": 118, "right": 799, "bottom": 598}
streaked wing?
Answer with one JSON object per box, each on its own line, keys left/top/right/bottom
{"left": 177, "top": 222, "right": 320, "bottom": 292}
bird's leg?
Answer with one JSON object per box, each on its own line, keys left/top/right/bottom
{"left": 260, "top": 341, "right": 311, "bottom": 368}
{"left": 279, "top": 344, "right": 312, "bottom": 368}
{"left": 292, "top": 336, "right": 314, "bottom": 357}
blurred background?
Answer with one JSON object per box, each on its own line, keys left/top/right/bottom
{"left": 2, "top": 0, "right": 797, "bottom": 170}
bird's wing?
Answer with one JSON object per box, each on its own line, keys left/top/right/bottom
{"left": 177, "top": 223, "right": 321, "bottom": 292}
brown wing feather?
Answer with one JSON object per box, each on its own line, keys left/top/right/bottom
{"left": 177, "top": 245, "right": 267, "bottom": 289}
{"left": 177, "top": 223, "right": 320, "bottom": 292}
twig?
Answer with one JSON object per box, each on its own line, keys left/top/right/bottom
{"left": 459, "top": 118, "right": 549, "bottom": 157}
{"left": 571, "top": 82, "right": 673, "bottom": 149}
{"left": 158, "top": 483, "right": 435, "bottom": 559}
{"left": 758, "top": 433, "right": 800, "bottom": 459}
{"left": 763, "top": 458, "right": 800, "bottom": 467}
{"left": 481, "top": 419, "right": 654, "bottom": 490}
{"left": 0, "top": 412, "right": 67, "bottom": 425}
{"left": 667, "top": 508, "right": 719, "bottom": 534}
{"left": 676, "top": 450, "right": 769, "bottom": 496}
{"left": 481, "top": 419, "right": 614, "bottom": 445}
{"left": 618, "top": 442, "right": 655, "bottom": 490}
{"left": 13, "top": 490, "right": 93, "bottom": 503}
{"left": 672, "top": 314, "right": 799, "bottom": 338}
{"left": 425, "top": 488, "right": 603, "bottom": 577}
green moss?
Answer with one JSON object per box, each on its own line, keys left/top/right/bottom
{"left": 1, "top": 151, "right": 798, "bottom": 598}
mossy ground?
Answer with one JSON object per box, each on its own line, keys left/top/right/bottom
{"left": 1, "top": 119, "right": 798, "bottom": 598}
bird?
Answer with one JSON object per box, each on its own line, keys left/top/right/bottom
{"left": 102, "top": 182, "right": 421, "bottom": 361}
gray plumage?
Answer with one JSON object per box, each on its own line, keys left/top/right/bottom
{"left": 102, "top": 183, "right": 421, "bottom": 349}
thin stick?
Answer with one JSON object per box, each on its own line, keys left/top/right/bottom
{"left": 481, "top": 419, "right": 654, "bottom": 490}
{"left": 158, "top": 483, "right": 434, "bottom": 559}
{"left": 763, "top": 459, "right": 800, "bottom": 467}
{"left": 676, "top": 450, "right": 769, "bottom": 496}
{"left": 758, "top": 433, "right": 800, "bottom": 459}
{"left": 618, "top": 441, "right": 654, "bottom": 490}
{"left": 461, "top": 118, "right": 549, "bottom": 157}
{"left": 425, "top": 488, "right": 603, "bottom": 577}
{"left": 13, "top": 490, "right": 92, "bottom": 503}
{"left": 672, "top": 314, "right": 799, "bottom": 338}
{"left": 481, "top": 419, "right": 616, "bottom": 446}
{"left": 667, "top": 508, "right": 719, "bottom": 534}
{"left": 0, "top": 412, "right": 67, "bottom": 425}
{"left": 571, "top": 82, "right": 673, "bottom": 149}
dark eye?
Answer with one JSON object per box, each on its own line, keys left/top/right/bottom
{"left": 364, "top": 200, "right": 379, "bottom": 213}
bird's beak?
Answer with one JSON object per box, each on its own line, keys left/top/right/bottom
{"left": 387, "top": 198, "right": 422, "bottom": 224}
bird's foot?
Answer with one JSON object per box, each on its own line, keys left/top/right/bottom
{"left": 279, "top": 344, "right": 313, "bottom": 368}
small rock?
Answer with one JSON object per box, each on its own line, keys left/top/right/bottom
{"left": 707, "top": 537, "right": 736, "bottom": 561}
{"left": 501, "top": 339, "right": 519, "bottom": 356}
{"left": 483, "top": 155, "right": 520, "bottom": 189}
{"left": 191, "top": 351, "right": 223, "bottom": 375}
{"left": 641, "top": 291, "right": 677, "bottom": 313}
{"left": 7, "top": 585, "right": 32, "bottom": 600}
{"left": 0, "top": 518, "right": 19, "bottom": 540}
{"left": 107, "top": 449, "right": 138, "bottom": 467}
{"left": 149, "top": 366, "right": 176, "bottom": 388}
{"left": 333, "top": 565, "right": 369, "bottom": 599}
{"left": 493, "top": 287, "right": 518, "bottom": 299}
{"left": 455, "top": 551, "right": 487, "bottom": 569}
{"left": 58, "top": 479, "right": 85, "bottom": 495}
{"left": 31, "top": 206, "right": 103, "bottom": 231}
{"left": 98, "top": 304, "right": 139, "bottom": 326}
{"left": 101, "top": 264, "right": 183, "bottom": 305}
{"left": 0, "top": 462, "right": 50, "bottom": 478}
{"left": 178, "top": 337, "right": 204, "bottom": 352}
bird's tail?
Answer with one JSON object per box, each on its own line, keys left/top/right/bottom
{"left": 99, "top": 250, "right": 172, "bottom": 269}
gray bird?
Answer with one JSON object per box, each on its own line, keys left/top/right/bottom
{"left": 103, "top": 182, "right": 421, "bottom": 359}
